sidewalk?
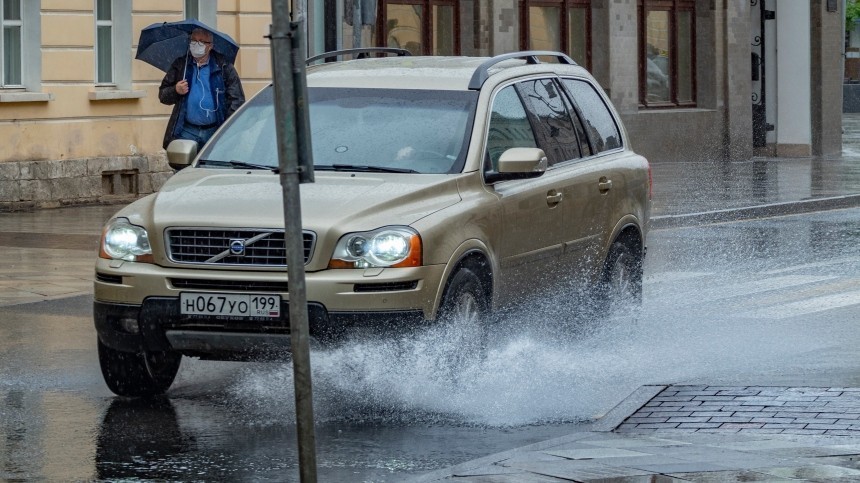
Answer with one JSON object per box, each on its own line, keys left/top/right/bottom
{"left": 412, "top": 386, "right": 860, "bottom": 482}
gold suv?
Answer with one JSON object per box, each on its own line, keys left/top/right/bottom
{"left": 94, "top": 50, "right": 651, "bottom": 396}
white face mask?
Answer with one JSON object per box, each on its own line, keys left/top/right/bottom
{"left": 189, "top": 41, "right": 207, "bottom": 59}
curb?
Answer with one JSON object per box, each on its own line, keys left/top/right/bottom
{"left": 587, "top": 384, "right": 666, "bottom": 432}
{"left": 651, "top": 193, "right": 860, "bottom": 229}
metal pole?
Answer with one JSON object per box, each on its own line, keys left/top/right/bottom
{"left": 269, "top": 1, "right": 318, "bottom": 481}
{"left": 353, "top": 0, "right": 362, "bottom": 48}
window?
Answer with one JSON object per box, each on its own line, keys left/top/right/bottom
{"left": 517, "top": 78, "right": 582, "bottom": 164}
{"left": 95, "top": 0, "right": 112, "bottom": 84}
{"left": 92, "top": 0, "right": 133, "bottom": 93}
{"left": 379, "top": 1, "right": 459, "bottom": 55}
{"left": 1, "top": 0, "right": 22, "bottom": 86}
{"left": 519, "top": 0, "right": 591, "bottom": 69}
{"left": 484, "top": 86, "right": 538, "bottom": 172}
{"left": 562, "top": 78, "right": 622, "bottom": 152}
{"left": 638, "top": 0, "right": 695, "bottom": 107}
{"left": 0, "top": 0, "right": 44, "bottom": 98}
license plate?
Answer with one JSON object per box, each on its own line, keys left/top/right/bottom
{"left": 180, "top": 293, "right": 281, "bottom": 318}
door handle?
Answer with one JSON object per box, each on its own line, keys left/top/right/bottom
{"left": 598, "top": 177, "right": 612, "bottom": 193}
{"left": 546, "top": 190, "right": 563, "bottom": 205}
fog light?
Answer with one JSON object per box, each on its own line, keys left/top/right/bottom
{"left": 119, "top": 317, "right": 140, "bottom": 334}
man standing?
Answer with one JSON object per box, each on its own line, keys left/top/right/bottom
{"left": 159, "top": 28, "right": 245, "bottom": 150}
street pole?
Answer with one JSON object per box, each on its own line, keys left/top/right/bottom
{"left": 269, "top": 1, "right": 317, "bottom": 481}
{"left": 353, "top": 0, "right": 362, "bottom": 48}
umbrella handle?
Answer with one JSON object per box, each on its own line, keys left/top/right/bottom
{"left": 182, "top": 52, "right": 188, "bottom": 82}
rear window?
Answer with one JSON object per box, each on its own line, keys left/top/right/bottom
{"left": 200, "top": 86, "right": 478, "bottom": 174}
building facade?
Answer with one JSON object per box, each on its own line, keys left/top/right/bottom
{"left": 0, "top": 0, "right": 845, "bottom": 210}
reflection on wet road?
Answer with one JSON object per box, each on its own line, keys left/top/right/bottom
{"left": 2, "top": 208, "right": 860, "bottom": 481}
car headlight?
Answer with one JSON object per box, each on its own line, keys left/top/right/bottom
{"left": 329, "top": 227, "right": 421, "bottom": 269}
{"left": 99, "top": 218, "right": 154, "bottom": 263}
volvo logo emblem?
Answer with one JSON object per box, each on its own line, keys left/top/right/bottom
{"left": 229, "top": 239, "right": 246, "bottom": 256}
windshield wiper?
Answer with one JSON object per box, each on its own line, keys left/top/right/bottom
{"left": 197, "top": 159, "right": 279, "bottom": 173}
{"left": 315, "top": 164, "right": 418, "bottom": 174}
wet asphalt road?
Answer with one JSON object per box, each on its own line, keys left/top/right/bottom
{"left": 2, "top": 207, "right": 860, "bottom": 481}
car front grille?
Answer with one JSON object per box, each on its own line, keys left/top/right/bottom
{"left": 166, "top": 228, "right": 315, "bottom": 266}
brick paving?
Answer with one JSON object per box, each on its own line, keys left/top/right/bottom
{"left": 617, "top": 385, "right": 860, "bottom": 435}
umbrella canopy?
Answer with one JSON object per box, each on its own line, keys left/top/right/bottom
{"left": 135, "top": 19, "right": 239, "bottom": 72}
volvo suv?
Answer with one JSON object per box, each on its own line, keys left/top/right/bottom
{"left": 94, "top": 50, "right": 651, "bottom": 396}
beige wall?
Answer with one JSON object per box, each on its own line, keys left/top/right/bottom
{"left": 1, "top": 2, "right": 274, "bottom": 163}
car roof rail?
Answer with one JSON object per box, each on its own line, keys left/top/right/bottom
{"left": 468, "top": 50, "right": 577, "bottom": 90}
{"left": 306, "top": 47, "right": 412, "bottom": 65}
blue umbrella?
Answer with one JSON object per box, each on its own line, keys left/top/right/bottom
{"left": 135, "top": 19, "right": 239, "bottom": 72}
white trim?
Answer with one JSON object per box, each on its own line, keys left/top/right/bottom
{"left": 88, "top": 89, "right": 146, "bottom": 100}
{"left": 0, "top": 91, "right": 53, "bottom": 102}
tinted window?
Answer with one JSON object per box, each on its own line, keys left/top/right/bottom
{"left": 517, "top": 78, "right": 581, "bottom": 165}
{"left": 561, "top": 78, "right": 622, "bottom": 153}
{"left": 201, "top": 87, "right": 478, "bottom": 174}
{"left": 484, "top": 86, "right": 538, "bottom": 172}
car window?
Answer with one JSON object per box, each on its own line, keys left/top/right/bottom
{"left": 516, "top": 78, "right": 582, "bottom": 165}
{"left": 200, "top": 87, "right": 478, "bottom": 174}
{"left": 484, "top": 85, "right": 538, "bottom": 173}
{"left": 561, "top": 78, "right": 622, "bottom": 153}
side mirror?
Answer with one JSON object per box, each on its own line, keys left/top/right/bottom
{"left": 485, "top": 147, "right": 547, "bottom": 183}
{"left": 497, "top": 147, "right": 548, "bottom": 174}
{"left": 166, "top": 139, "right": 198, "bottom": 170}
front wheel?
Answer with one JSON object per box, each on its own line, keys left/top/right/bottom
{"left": 436, "top": 268, "right": 490, "bottom": 368}
{"left": 98, "top": 338, "right": 181, "bottom": 397}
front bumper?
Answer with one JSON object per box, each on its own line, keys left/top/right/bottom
{"left": 94, "top": 297, "right": 424, "bottom": 359}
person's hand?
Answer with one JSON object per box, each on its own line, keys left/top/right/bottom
{"left": 175, "top": 80, "right": 189, "bottom": 95}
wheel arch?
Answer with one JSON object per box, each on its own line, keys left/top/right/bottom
{"left": 606, "top": 215, "right": 646, "bottom": 259}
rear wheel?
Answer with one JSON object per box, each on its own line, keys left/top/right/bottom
{"left": 98, "top": 338, "right": 181, "bottom": 397}
{"left": 598, "top": 240, "right": 643, "bottom": 308}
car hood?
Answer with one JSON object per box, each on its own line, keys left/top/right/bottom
{"left": 151, "top": 168, "right": 462, "bottom": 231}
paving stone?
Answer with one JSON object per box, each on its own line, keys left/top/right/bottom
{"left": 709, "top": 417, "right": 754, "bottom": 424}
{"left": 760, "top": 464, "right": 860, "bottom": 480}
{"left": 819, "top": 413, "right": 860, "bottom": 419}
{"left": 544, "top": 448, "right": 653, "bottom": 460}
{"left": 750, "top": 417, "right": 802, "bottom": 424}
{"left": 720, "top": 423, "right": 765, "bottom": 430}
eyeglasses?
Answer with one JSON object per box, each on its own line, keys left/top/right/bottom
{"left": 190, "top": 40, "right": 212, "bottom": 46}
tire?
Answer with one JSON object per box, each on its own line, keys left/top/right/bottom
{"left": 437, "top": 268, "right": 490, "bottom": 366}
{"left": 98, "top": 338, "right": 181, "bottom": 397}
{"left": 598, "top": 240, "right": 643, "bottom": 308}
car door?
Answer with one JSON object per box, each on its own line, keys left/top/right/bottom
{"left": 484, "top": 83, "right": 567, "bottom": 303}
{"left": 559, "top": 77, "right": 629, "bottom": 275}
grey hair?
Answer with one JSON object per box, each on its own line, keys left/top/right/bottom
{"left": 191, "top": 28, "right": 213, "bottom": 40}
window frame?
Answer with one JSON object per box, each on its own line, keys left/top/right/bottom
{"left": 185, "top": 0, "right": 217, "bottom": 27}
{"left": 377, "top": 0, "right": 461, "bottom": 55}
{"left": 518, "top": 0, "right": 592, "bottom": 70}
{"left": 637, "top": 0, "right": 696, "bottom": 108}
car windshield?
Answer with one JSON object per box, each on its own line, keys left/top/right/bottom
{"left": 199, "top": 86, "right": 478, "bottom": 174}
